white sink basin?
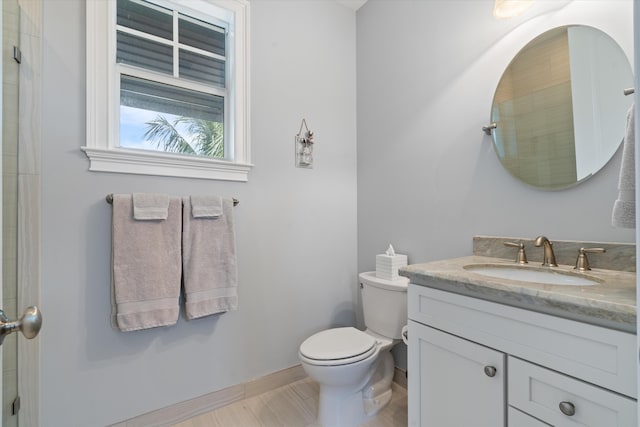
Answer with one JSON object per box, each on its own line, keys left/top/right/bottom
{"left": 463, "top": 264, "right": 600, "bottom": 286}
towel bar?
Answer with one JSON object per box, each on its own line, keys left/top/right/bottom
{"left": 105, "top": 194, "right": 239, "bottom": 206}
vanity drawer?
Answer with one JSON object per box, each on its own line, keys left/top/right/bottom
{"left": 508, "top": 357, "right": 636, "bottom": 427}
{"left": 408, "top": 285, "right": 636, "bottom": 398}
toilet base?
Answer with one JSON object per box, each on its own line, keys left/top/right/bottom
{"left": 315, "top": 351, "right": 395, "bottom": 427}
{"left": 363, "top": 389, "right": 392, "bottom": 417}
{"left": 317, "top": 385, "right": 371, "bottom": 427}
{"left": 363, "top": 350, "right": 394, "bottom": 415}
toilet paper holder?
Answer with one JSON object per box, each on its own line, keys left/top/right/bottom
{"left": 401, "top": 325, "right": 409, "bottom": 345}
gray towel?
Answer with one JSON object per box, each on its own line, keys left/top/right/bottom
{"left": 111, "top": 194, "right": 182, "bottom": 331}
{"left": 612, "top": 103, "right": 636, "bottom": 228}
{"left": 191, "top": 195, "right": 223, "bottom": 218}
{"left": 132, "top": 193, "right": 170, "bottom": 220}
{"left": 182, "top": 196, "right": 237, "bottom": 319}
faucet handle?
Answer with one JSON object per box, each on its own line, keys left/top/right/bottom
{"left": 504, "top": 241, "right": 528, "bottom": 264}
{"left": 574, "top": 247, "right": 606, "bottom": 271}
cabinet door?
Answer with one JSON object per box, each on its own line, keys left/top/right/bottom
{"left": 408, "top": 320, "right": 506, "bottom": 427}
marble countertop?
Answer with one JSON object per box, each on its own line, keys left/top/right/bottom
{"left": 399, "top": 256, "right": 636, "bottom": 333}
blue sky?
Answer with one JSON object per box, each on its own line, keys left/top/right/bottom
{"left": 120, "top": 105, "right": 193, "bottom": 152}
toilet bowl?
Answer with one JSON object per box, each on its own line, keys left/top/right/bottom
{"left": 299, "top": 272, "right": 408, "bottom": 427}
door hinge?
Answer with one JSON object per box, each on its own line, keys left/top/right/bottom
{"left": 12, "top": 396, "right": 20, "bottom": 415}
{"left": 13, "top": 46, "right": 21, "bottom": 64}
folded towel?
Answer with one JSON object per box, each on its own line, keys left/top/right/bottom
{"left": 191, "top": 195, "right": 223, "bottom": 218}
{"left": 612, "top": 103, "right": 636, "bottom": 228}
{"left": 111, "top": 194, "right": 182, "bottom": 331}
{"left": 182, "top": 196, "right": 237, "bottom": 319}
{"left": 132, "top": 193, "right": 170, "bottom": 220}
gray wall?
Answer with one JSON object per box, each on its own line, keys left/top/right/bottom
{"left": 357, "top": 0, "right": 635, "bottom": 369}
{"left": 40, "top": 1, "right": 357, "bottom": 425}
{"left": 37, "top": 0, "right": 637, "bottom": 424}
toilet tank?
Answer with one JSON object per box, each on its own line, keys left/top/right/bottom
{"left": 359, "top": 271, "right": 408, "bottom": 339}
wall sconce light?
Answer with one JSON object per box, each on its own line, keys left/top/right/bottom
{"left": 493, "top": 0, "right": 534, "bottom": 19}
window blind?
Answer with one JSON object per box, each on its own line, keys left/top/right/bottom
{"left": 117, "top": 32, "right": 174, "bottom": 75}
{"left": 179, "top": 50, "right": 226, "bottom": 87}
{"left": 120, "top": 75, "right": 224, "bottom": 123}
{"left": 117, "top": 0, "right": 172, "bottom": 40}
{"left": 179, "top": 14, "right": 225, "bottom": 56}
{"left": 116, "top": 0, "right": 226, "bottom": 87}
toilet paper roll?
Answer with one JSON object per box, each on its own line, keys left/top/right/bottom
{"left": 401, "top": 325, "right": 409, "bottom": 345}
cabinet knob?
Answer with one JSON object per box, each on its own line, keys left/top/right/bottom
{"left": 483, "top": 366, "right": 497, "bottom": 377}
{"left": 559, "top": 401, "right": 575, "bottom": 416}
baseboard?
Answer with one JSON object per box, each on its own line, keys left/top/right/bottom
{"left": 111, "top": 364, "right": 407, "bottom": 427}
{"left": 109, "top": 365, "right": 306, "bottom": 427}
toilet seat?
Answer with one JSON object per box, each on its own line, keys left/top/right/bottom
{"left": 299, "top": 327, "right": 378, "bottom": 366}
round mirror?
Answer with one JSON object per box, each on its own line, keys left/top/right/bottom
{"left": 490, "top": 26, "right": 633, "bottom": 190}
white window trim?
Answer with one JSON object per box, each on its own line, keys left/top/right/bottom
{"left": 83, "top": 0, "right": 252, "bottom": 181}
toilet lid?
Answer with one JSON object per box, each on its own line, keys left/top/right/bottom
{"left": 299, "top": 327, "right": 376, "bottom": 361}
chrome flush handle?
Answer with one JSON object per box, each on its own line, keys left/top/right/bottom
{"left": 0, "top": 306, "right": 42, "bottom": 345}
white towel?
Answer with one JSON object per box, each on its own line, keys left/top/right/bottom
{"left": 612, "top": 103, "right": 636, "bottom": 228}
{"left": 111, "top": 194, "right": 182, "bottom": 331}
{"left": 182, "top": 196, "right": 237, "bottom": 319}
{"left": 132, "top": 193, "right": 170, "bottom": 220}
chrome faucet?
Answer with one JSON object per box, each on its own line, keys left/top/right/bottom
{"left": 534, "top": 236, "right": 558, "bottom": 267}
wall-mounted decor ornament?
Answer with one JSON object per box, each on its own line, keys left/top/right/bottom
{"left": 295, "top": 118, "right": 314, "bottom": 168}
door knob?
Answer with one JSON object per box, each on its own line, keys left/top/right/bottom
{"left": 0, "top": 306, "right": 42, "bottom": 345}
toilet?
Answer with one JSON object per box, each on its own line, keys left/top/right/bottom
{"left": 298, "top": 271, "right": 408, "bottom": 427}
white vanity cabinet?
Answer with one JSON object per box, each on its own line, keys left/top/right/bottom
{"left": 407, "top": 284, "right": 637, "bottom": 427}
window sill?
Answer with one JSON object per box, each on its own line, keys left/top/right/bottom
{"left": 81, "top": 147, "right": 253, "bottom": 181}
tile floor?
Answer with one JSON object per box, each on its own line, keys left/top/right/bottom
{"left": 171, "top": 377, "right": 408, "bottom": 427}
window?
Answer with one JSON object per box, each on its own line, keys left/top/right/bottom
{"left": 83, "top": 0, "right": 251, "bottom": 181}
